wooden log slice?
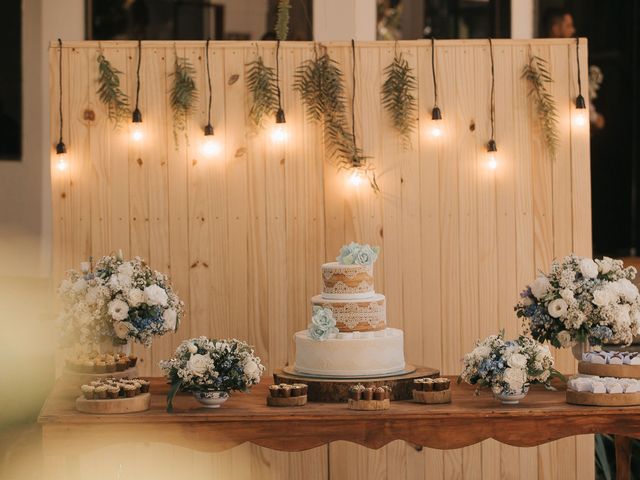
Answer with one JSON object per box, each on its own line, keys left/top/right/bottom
{"left": 413, "top": 389, "right": 451, "bottom": 404}
{"left": 75, "top": 393, "right": 151, "bottom": 414}
{"left": 266, "top": 395, "right": 308, "bottom": 407}
{"left": 566, "top": 389, "right": 640, "bottom": 407}
{"left": 273, "top": 365, "right": 439, "bottom": 402}
{"left": 578, "top": 361, "right": 640, "bottom": 379}
{"left": 348, "top": 398, "right": 390, "bottom": 410}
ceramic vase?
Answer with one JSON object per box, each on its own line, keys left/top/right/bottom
{"left": 193, "top": 390, "right": 229, "bottom": 408}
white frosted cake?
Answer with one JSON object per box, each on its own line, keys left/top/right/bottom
{"left": 293, "top": 243, "right": 406, "bottom": 377}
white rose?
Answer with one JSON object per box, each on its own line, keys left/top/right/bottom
{"left": 108, "top": 299, "right": 129, "bottom": 321}
{"left": 507, "top": 353, "right": 527, "bottom": 369}
{"left": 615, "top": 304, "right": 632, "bottom": 329}
{"left": 108, "top": 275, "right": 121, "bottom": 291}
{"left": 72, "top": 278, "right": 87, "bottom": 293}
{"left": 560, "top": 288, "right": 574, "bottom": 303}
{"left": 597, "top": 257, "right": 614, "bottom": 274}
{"left": 503, "top": 367, "right": 527, "bottom": 392}
{"left": 187, "top": 343, "right": 198, "bottom": 354}
{"left": 593, "top": 287, "right": 616, "bottom": 307}
{"left": 474, "top": 345, "right": 491, "bottom": 359}
{"left": 144, "top": 285, "right": 168, "bottom": 307}
{"left": 530, "top": 276, "right": 552, "bottom": 300}
{"left": 548, "top": 298, "right": 568, "bottom": 318}
{"left": 557, "top": 330, "right": 574, "bottom": 348}
{"left": 163, "top": 308, "right": 177, "bottom": 331}
{"left": 243, "top": 359, "right": 260, "bottom": 378}
{"left": 616, "top": 279, "right": 639, "bottom": 303}
{"left": 118, "top": 262, "right": 134, "bottom": 277}
{"left": 186, "top": 353, "right": 212, "bottom": 377}
{"left": 128, "top": 288, "right": 145, "bottom": 307}
{"left": 579, "top": 258, "right": 599, "bottom": 279}
{"left": 113, "top": 321, "right": 131, "bottom": 339}
{"left": 85, "top": 286, "right": 100, "bottom": 305}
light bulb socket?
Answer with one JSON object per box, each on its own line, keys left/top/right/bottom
{"left": 204, "top": 124, "right": 214, "bottom": 136}
{"left": 487, "top": 139, "right": 497, "bottom": 152}
{"left": 431, "top": 106, "right": 442, "bottom": 120}
{"left": 132, "top": 108, "right": 143, "bottom": 123}
{"left": 575, "top": 94, "right": 586, "bottom": 109}
{"left": 56, "top": 141, "right": 67, "bottom": 155}
{"left": 275, "top": 108, "right": 286, "bottom": 124}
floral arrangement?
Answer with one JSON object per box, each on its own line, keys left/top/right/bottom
{"left": 515, "top": 255, "right": 640, "bottom": 347}
{"left": 336, "top": 242, "right": 380, "bottom": 265}
{"left": 307, "top": 306, "right": 338, "bottom": 341}
{"left": 58, "top": 252, "right": 183, "bottom": 348}
{"left": 160, "top": 337, "right": 264, "bottom": 412}
{"left": 459, "top": 333, "right": 557, "bottom": 395}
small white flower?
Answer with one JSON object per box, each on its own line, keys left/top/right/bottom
{"left": 557, "top": 330, "right": 574, "bottom": 347}
{"left": 530, "top": 276, "right": 552, "bottom": 300}
{"left": 186, "top": 353, "right": 212, "bottom": 377}
{"left": 113, "top": 321, "right": 131, "bottom": 339}
{"left": 108, "top": 298, "right": 129, "bottom": 321}
{"left": 128, "top": 288, "right": 145, "bottom": 307}
{"left": 548, "top": 298, "right": 568, "bottom": 318}
{"left": 163, "top": 308, "right": 177, "bottom": 331}
{"left": 579, "top": 258, "right": 599, "bottom": 279}
{"left": 144, "top": 285, "right": 169, "bottom": 307}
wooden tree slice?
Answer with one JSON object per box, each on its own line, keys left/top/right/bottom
{"left": 266, "top": 395, "right": 308, "bottom": 407}
{"left": 566, "top": 389, "right": 640, "bottom": 407}
{"left": 347, "top": 398, "right": 390, "bottom": 410}
{"left": 413, "top": 389, "right": 451, "bottom": 404}
{"left": 76, "top": 393, "right": 151, "bottom": 414}
{"left": 578, "top": 361, "right": 640, "bottom": 379}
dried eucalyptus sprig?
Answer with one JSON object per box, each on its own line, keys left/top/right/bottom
{"left": 294, "top": 48, "right": 378, "bottom": 193}
{"left": 246, "top": 55, "right": 279, "bottom": 127}
{"left": 170, "top": 56, "right": 198, "bottom": 147}
{"left": 275, "top": 0, "right": 291, "bottom": 41}
{"left": 522, "top": 53, "right": 559, "bottom": 159}
{"left": 381, "top": 50, "right": 417, "bottom": 148}
{"left": 96, "top": 52, "right": 130, "bottom": 127}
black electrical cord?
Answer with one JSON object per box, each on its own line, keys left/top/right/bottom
{"left": 351, "top": 39, "right": 357, "bottom": 157}
{"left": 489, "top": 38, "right": 496, "bottom": 142}
{"left": 575, "top": 36, "right": 586, "bottom": 108}
{"left": 57, "top": 38, "right": 64, "bottom": 149}
{"left": 133, "top": 39, "right": 142, "bottom": 122}
{"left": 431, "top": 37, "right": 438, "bottom": 108}
{"left": 275, "top": 39, "right": 285, "bottom": 123}
{"left": 205, "top": 38, "right": 213, "bottom": 134}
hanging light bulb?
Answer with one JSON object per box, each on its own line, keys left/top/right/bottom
{"left": 201, "top": 123, "right": 222, "bottom": 157}
{"left": 348, "top": 169, "right": 364, "bottom": 187}
{"left": 55, "top": 141, "right": 68, "bottom": 171}
{"left": 55, "top": 39, "right": 68, "bottom": 172}
{"left": 271, "top": 108, "right": 288, "bottom": 143}
{"left": 573, "top": 94, "right": 587, "bottom": 128}
{"left": 486, "top": 139, "right": 498, "bottom": 170}
{"left": 429, "top": 106, "right": 443, "bottom": 138}
{"left": 131, "top": 108, "right": 143, "bottom": 142}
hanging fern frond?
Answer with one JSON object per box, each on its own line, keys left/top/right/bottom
{"left": 294, "top": 49, "right": 378, "bottom": 193}
{"left": 381, "top": 51, "right": 417, "bottom": 149}
{"left": 275, "top": 0, "right": 291, "bottom": 41}
{"left": 522, "top": 53, "right": 559, "bottom": 160}
{"left": 246, "top": 56, "right": 279, "bottom": 127}
{"left": 170, "top": 56, "right": 198, "bottom": 147}
{"left": 96, "top": 52, "right": 130, "bottom": 127}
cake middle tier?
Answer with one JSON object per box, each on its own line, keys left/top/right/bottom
{"left": 311, "top": 294, "right": 386, "bottom": 332}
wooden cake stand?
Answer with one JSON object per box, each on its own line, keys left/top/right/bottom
{"left": 578, "top": 361, "right": 640, "bottom": 379}
{"left": 273, "top": 365, "right": 439, "bottom": 402}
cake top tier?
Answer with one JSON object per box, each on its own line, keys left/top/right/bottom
{"left": 322, "top": 243, "right": 380, "bottom": 299}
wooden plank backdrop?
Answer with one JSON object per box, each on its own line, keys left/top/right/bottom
{"left": 49, "top": 39, "right": 593, "bottom": 480}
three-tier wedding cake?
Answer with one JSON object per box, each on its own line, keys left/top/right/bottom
{"left": 293, "top": 243, "right": 406, "bottom": 377}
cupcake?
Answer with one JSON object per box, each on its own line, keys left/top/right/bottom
{"left": 132, "top": 381, "right": 142, "bottom": 395}
{"left": 117, "top": 383, "right": 127, "bottom": 397}
{"left": 139, "top": 379, "right": 150, "bottom": 393}
{"left": 128, "top": 355, "right": 138, "bottom": 368}
{"left": 95, "top": 385, "right": 108, "bottom": 399}
{"left": 107, "top": 386, "right": 120, "bottom": 399}
{"left": 373, "top": 387, "right": 386, "bottom": 401}
{"left": 95, "top": 361, "right": 107, "bottom": 374}
{"left": 290, "top": 385, "right": 302, "bottom": 397}
{"left": 433, "top": 378, "right": 450, "bottom": 391}
{"left": 123, "top": 384, "right": 136, "bottom": 398}
{"left": 293, "top": 383, "right": 308, "bottom": 396}
{"left": 383, "top": 385, "right": 391, "bottom": 400}
{"left": 105, "top": 361, "right": 117, "bottom": 373}
{"left": 269, "top": 385, "right": 280, "bottom": 398}
{"left": 413, "top": 379, "right": 424, "bottom": 391}
{"left": 81, "top": 385, "right": 95, "bottom": 400}
{"left": 422, "top": 378, "right": 434, "bottom": 392}
{"left": 362, "top": 387, "right": 374, "bottom": 401}
{"left": 280, "top": 385, "right": 292, "bottom": 398}
{"left": 116, "top": 360, "right": 128, "bottom": 372}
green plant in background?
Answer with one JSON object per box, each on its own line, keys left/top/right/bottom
{"left": 275, "top": 0, "right": 291, "bottom": 41}
{"left": 595, "top": 434, "right": 640, "bottom": 480}
{"left": 381, "top": 50, "right": 417, "bottom": 149}
{"left": 170, "top": 56, "right": 198, "bottom": 147}
{"left": 521, "top": 53, "right": 559, "bottom": 160}
{"left": 96, "top": 52, "right": 130, "bottom": 127}
{"left": 294, "top": 47, "right": 378, "bottom": 193}
{"left": 246, "top": 56, "right": 279, "bottom": 128}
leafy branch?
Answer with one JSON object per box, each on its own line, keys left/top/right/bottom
{"left": 522, "top": 53, "right": 559, "bottom": 160}
{"left": 170, "top": 56, "right": 198, "bottom": 148}
{"left": 96, "top": 52, "right": 130, "bottom": 127}
{"left": 275, "top": 0, "right": 291, "bottom": 41}
{"left": 381, "top": 50, "right": 417, "bottom": 149}
{"left": 246, "top": 55, "right": 279, "bottom": 128}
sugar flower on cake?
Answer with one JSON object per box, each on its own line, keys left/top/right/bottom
{"left": 336, "top": 242, "right": 381, "bottom": 265}
{"left": 459, "top": 332, "right": 558, "bottom": 395}
{"left": 160, "top": 336, "right": 264, "bottom": 412}
{"left": 58, "top": 251, "right": 184, "bottom": 348}
{"left": 515, "top": 254, "right": 640, "bottom": 348}
{"left": 308, "top": 306, "right": 339, "bottom": 341}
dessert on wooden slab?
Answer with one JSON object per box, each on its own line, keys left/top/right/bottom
{"left": 578, "top": 350, "right": 640, "bottom": 379}
{"left": 347, "top": 384, "right": 391, "bottom": 410}
{"left": 412, "top": 377, "right": 452, "bottom": 404}
{"left": 266, "top": 383, "right": 308, "bottom": 407}
{"left": 566, "top": 376, "right": 640, "bottom": 406}
{"left": 76, "top": 377, "right": 151, "bottom": 414}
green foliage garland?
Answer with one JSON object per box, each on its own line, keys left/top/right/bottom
{"left": 294, "top": 48, "right": 378, "bottom": 193}
{"left": 521, "top": 53, "right": 559, "bottom": 160}
{"left": 275, "top": 0, "right": 291, "bottom": 41}
{"left": 96, "top": 52, "right": 130, "bottom": 127}
{"left": 170, "top": 56, "right": 198, "bottom": 147}
{"left": 381, "top": 50, "right": 417, "bottom": 148}
{"left": 246, "top": 55, "right": 279, "bottom": 127}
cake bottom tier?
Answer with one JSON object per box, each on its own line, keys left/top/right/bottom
{"left": 293, "top": 328, "right": 405, "bottom": 377}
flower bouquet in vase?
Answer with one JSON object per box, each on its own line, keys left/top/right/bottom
{"left": 515, "top": 255, "right": 640, "bottom": 359}
{"left": 160, "top": 337, "right": 265, "bottom": 411}
{"left": 459, "top": 333, "right": 559, "bottom": 404}
{"left": 58, "top": 252, "right": 183, "bottom": 354}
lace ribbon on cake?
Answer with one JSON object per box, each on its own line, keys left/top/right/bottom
{"left": 324, "top": 280, "right": 373, "bottom": 296}
{"left": 328, "top": 301, "right": 385, "bottom": 329}
{"left": 322, "top": 265, "right": 372, "bottom": 280}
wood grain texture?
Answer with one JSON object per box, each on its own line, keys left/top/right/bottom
{"left": 50, "top": 39, "right": 592, "bottom": 479}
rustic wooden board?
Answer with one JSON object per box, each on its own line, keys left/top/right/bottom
{"left": 566, "top": 389, "right": 640, "bottom": 407}
{"left": 75, "top": 393, "right": 151, "bottom": 414}
{"left": 347, "top": 398, "right": 390, "bottom": 411}
{"left": 266, "top": 395, "right": 307, "bottom": 407}
{"left": 413, "top": 389, "right": 451, "bottom": 404}
{"left": 578, "top": 361, "right": 640, "bottom": 379}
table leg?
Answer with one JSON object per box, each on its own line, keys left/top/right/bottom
{"left": 615, "top": 435, "right": 632, "bottom": 480}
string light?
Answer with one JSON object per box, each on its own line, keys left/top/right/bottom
{"left": 429, "top": 36, "right": 443, "bottom": 138}
{"left": 486, "top": 38, "right": 499, "bottom": 170}
{"left": 348, "top": 170, "right": 364, "bottom": 187}
{"left": 573, "top": 36, "right": 587, "bottom": 128}
{"left": 55, "top": 38, "right": 68, "bottom": 172}
{"left": 201, "top": 38, "right": 223, "bottom": 157}
{"left": 131, "top": 39, "right": 144, "bottom": 142}
{"left": 271, "top": 39, "right": 288, "bottom": 143}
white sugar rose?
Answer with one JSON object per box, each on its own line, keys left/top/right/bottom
{"left": 548, "top": 298, "right": 568, "bottom": 318}
{"left": 128, "top": 288, "right": 145, "bottom": 307}
{"left": 144, "top": 284, "right": 169, "bottom": 307}
{"left": 530, "top": 276, "right": 552, "bottom": 300}
{"left": 187, "top": 342, "right": 198, "bottom": 354}
{"left": 113, "top": 321, "right": 131, "bottom": 339}
{"left": 186, "top": 353, "right": 212, "bottom": 377}
{"left": 163, "top": 308, "right": 177, "bottom": 331}
{"left": 355, "top": 245, "right": 379, "bottom": 265}
{"left": 557, "top": 330, "right": 574, "bottom": 347}
{"left": 579, "top": 258, "right": 599, "bottom": 279}
{"left": 108, "top": 298, "right": 129, "bottom": 321}
{"left": 507, "top": 353, "right": 527, "bottom": 369}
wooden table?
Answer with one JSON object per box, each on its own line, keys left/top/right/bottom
{"left": 38, "top": 377, "right": 640, "bottom": 479}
